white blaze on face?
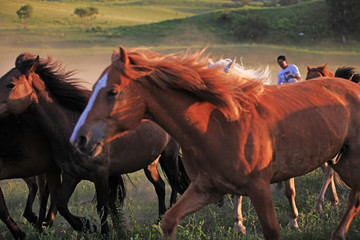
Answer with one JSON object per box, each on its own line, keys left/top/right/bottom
{"left": 70, "top": 73, "right": 108, "bottom": 143}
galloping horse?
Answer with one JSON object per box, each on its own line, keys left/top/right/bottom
{"left": 306, "top": 64, "right": 360, "bottom": 211}
{"left": 0, "top": 53, "right": 190, "bottom": 237}
{"left": 0, "top": 114, "right": 61, "bottom": 239}
{"left": 71, "top": 47, "right": 360, "bottom": 240}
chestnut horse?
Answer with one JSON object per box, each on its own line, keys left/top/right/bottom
{"left": 209, "top": 58, "right": 298, "bottom": 232}
{"left": 0, "top": 53, "right": 190, "bottom": 238}
{"left": 71, "top": 47, "right": 360, "bottom": 240}
{"left": 306, "top": 64, "right": 360, "bottom": 83}
{"left": 306, "top": 64, "right": 360, "bottom": 211}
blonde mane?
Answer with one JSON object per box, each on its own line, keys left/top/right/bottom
{"left": 116, "top": 48, "right": 269, "bottom": 121}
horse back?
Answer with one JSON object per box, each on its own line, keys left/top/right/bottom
{"left": 258, "top": 78, "right": 360, "bottom": 181}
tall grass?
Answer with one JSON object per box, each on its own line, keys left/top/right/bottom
{"left": 0, "top": 168, "right": 359, "bottom": 239}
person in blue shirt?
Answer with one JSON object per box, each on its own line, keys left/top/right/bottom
{"left": 277, "top": 55, "right": 301, "bottom": 84}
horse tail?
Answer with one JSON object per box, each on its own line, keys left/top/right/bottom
{"left": 333, "top": 171, "right": 350, "bottom": 190}
{"left": 335, "top": 66, "right": 360, "bottom": 83}
{"left": 159, "top": 139, "right": 191, "bottom": 195}
{"left": 109, "top": 174, "right": 126, "bottom": 205}
{"left": 330, "top": 147, "right": 350, "bottom": 190}
{"left": 176, "top": 152, "right": 191, "bottom": 194}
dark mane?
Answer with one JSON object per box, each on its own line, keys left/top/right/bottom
{"left": 335, "top": 66, "right": 360, "bottom": 83}
{"left": 16, "top": 53, "right": 91, "bottom": 112}
{"left": 115, "top": 48, "right": 268, "bottom": 121}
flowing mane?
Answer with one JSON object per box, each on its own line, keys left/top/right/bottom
{"left": 114, "top": 48, "right": 269, "bottom": 121}
{"left": 15, "top": 53, "right": 91, "bottom": 112}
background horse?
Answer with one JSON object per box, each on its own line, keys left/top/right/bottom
{"left": 71, "top": 47, "right": 360, "bottom": 240}
{"left": 0, "top": 53, "right": 190, "bottom": 238}
{"left": 306, "top": 64, "right": 360, "bottom": 211}
{"left": 306, "top": 64, "right": 360, "bottom": 83}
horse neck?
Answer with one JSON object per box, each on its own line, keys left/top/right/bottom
{"left": 31, "top": 90, "right": 82, "bottom": 142}
{"left": 141, "top": 85, "right": 223, "bottom": 150}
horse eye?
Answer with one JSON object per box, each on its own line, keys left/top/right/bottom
{"left": 107, "top": 89, "right": 119, "bottom": 98}
{"left": 6, "top": 83, "right": 15, "bottom": 90}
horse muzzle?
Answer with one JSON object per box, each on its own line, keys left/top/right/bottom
{"left": 72, "top": 132, "right": 105, "bottom": 158}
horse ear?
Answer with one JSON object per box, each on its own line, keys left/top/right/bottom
{"left": 111, "top": 50, "right": 119, "bottom": 63}
{"left": 307, "top": 65, "right": 311, "bottom": 71}
{"left": 324, "top": 63, "right": 328, "bottom": 69}
{"left": 119, "top": 46, "right": 129, "bottom": 66}
{"left": 229, "top": 57, "right": 236, "bottom": 70}
{"left": 28, "top": 56, "right": 40, "bottom": 74}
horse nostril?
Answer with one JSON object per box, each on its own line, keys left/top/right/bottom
{"left": 76, "top": 135, "right": 88, "bottom": 149}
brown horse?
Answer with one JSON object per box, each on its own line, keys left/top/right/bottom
{"left": 306, "top": 64, "right": 360, "bottom": 211}
{"left": 0, "top": 53, "right": 190, "bottom": 238}
{"left": 71, "top": 47, "right": 360, "bottom": 240}
{"left": 306, "top": 64, "right": 360, "bottom": 83}
{"left": 0, "top": 114, "right": 61, "bottom": 239}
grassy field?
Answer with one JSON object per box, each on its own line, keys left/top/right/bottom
{"left": 1, "top": 0, "right": 360, "bottom": 239}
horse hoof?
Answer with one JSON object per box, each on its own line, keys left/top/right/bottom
{"left": 23, "top": 213, "right": 38, "bottom": 225}
{"left": 233, "top": 224, "right": 246, "bottom": 234}
{"left": 80, "top": 217, "right": 97, "bottom": 233}
{"left": 289, "top": 219, "right": 299, "bottom": 229}
{"left": 14, "top": 230, "right": 26, "bottom": 240}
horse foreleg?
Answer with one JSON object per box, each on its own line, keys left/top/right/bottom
{"left": 162, "top": 183, "right": 222, "bottom": 240}
{"left": 43, "top": 170, "right": 60, "bottom": 228}
{"left": 232, "top": 194, "right": 246, "bottom": 234}
{"left": 144, "top": 157, "right": 166, "bottom": 218}
{"left": 35, "top": 174, "right": 49, "bottom": 230}
{"left": 247, "top": 178, "right": 280, "bottom": 240}
{"left": 284, "top": 178, "right": 299, "bottom": 229}
{"left": 331, "top": 190, "right": 360, "bottom": 240}
{"left": 94, "top": 175, "right": 110, "bottom": 237}
{"left": 22, "top": 177, "right": 38, "bottom": 225}
{"left": 0, "top": 186, "right": 26, "bottom": 240}
{"left": 56, "top": 173, "right": 96, "bottom": 233}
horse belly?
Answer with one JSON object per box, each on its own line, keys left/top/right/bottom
{"left": 271, "top": 106, "right": 348, "bottom": 182}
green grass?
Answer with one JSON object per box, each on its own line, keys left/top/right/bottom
{"left": 0, "top": 169, "right": 359, "bottom": 239}
{"left": 1, "top": 0, "right": 360, "bottom": 239}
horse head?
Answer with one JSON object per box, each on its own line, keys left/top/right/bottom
{"left": 306, "top": 64, "right": 334, "bottom": 80}
{"left": 70, "top": 46, "right": 147, "bottom": 157}
{"left": 0, "top": 54, "right": 45, "bottom": 117}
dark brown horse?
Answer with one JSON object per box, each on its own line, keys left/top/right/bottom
{"left": 0, "top": 53, "right": 190, "bottom": 238}
{"left": 72, "top": 47, "right": 360, "bottom": 240}
{"left": 0, "top": 114, "right": 61, "bottom": 240}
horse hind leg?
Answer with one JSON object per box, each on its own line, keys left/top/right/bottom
{"left": 313, "top": 162, "right": 338, "bottom": 211}
{"left": 284, "top": 178, "right": 299, "bottom": 229}
{"left": 0, "top": 186, "right": 26, "bottom": 240}
{"left": 143, "top": 156, "right": 166, "bottom": 219}
{"left": 22, "top": 177, "right": 39, "bottom": 225}
{"left": 331, "top": 190, "right": 360, "bottom": 240}
{"left": 330, "top": 148, "right": 360, "bottom": 239}
{"left": 232, "top": 194, "right": 246, "bottom": 234}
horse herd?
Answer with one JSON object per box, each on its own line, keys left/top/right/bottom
{"left": 0, "top": 48, "right": 360, "bottom": 240}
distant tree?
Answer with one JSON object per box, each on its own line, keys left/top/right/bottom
{"left": 326, "top": 0, "right": 360, "bottom": 43}
{"left": 278, "top": 0, "right": 297, "bottom": 6}
{"left": 74, "top": 7, "right": 99, "bottom": 28}
{"left": 16, "top": 4, "right": 33, "bottom": 28}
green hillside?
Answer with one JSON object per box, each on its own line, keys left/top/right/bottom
{"left": 1, "top": 0, "right": 359, "bottom": 50}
